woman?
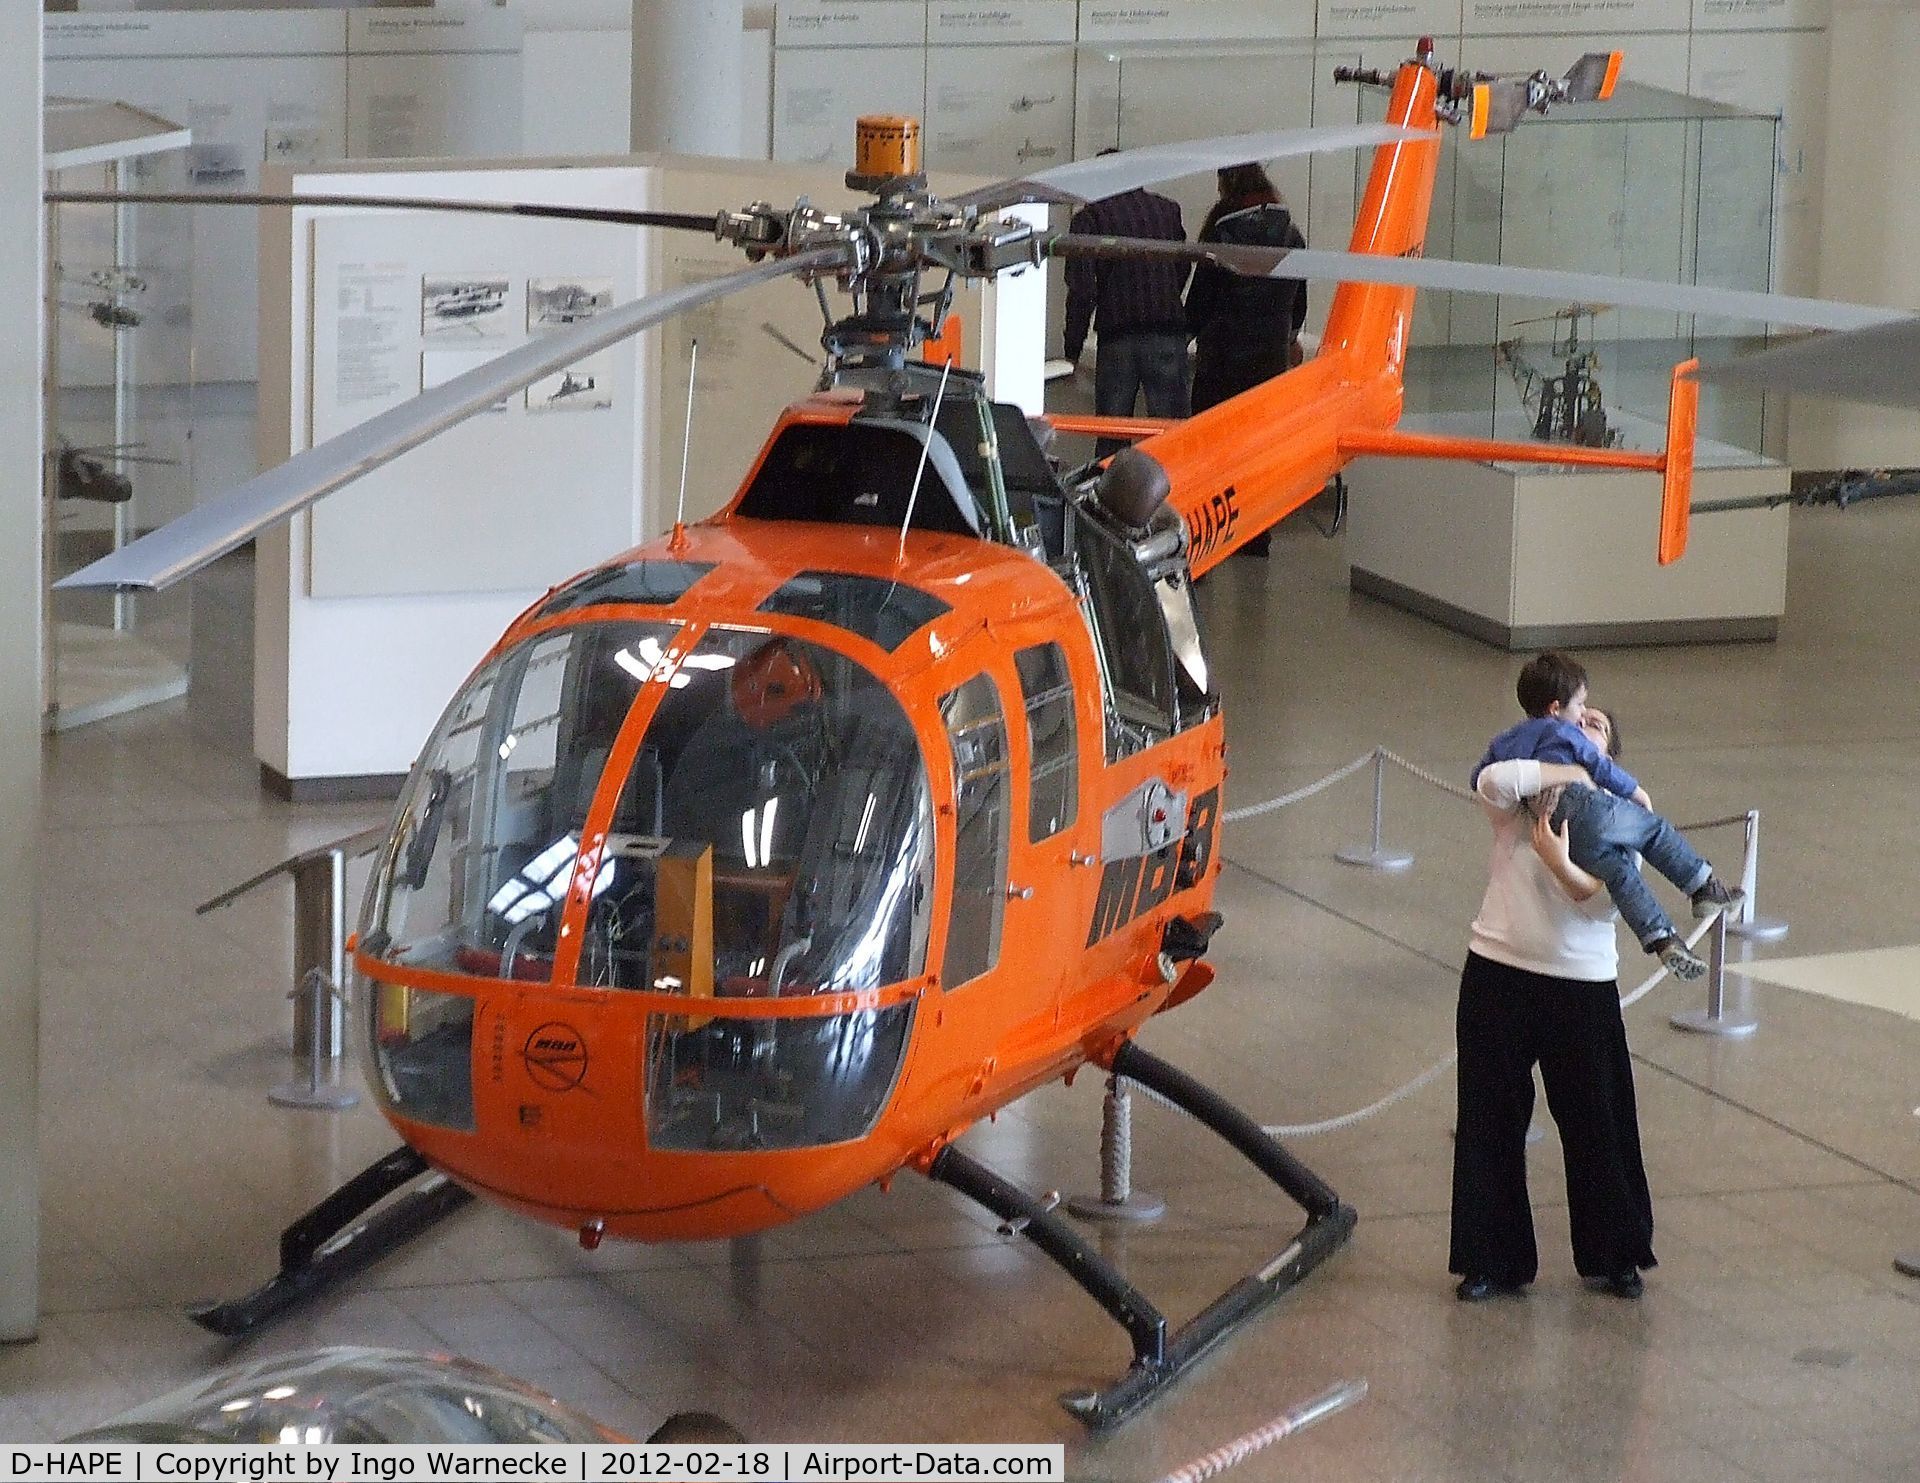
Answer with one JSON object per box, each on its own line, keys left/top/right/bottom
{"left": 1451, "top": 706, "right": 1656, "bottom": 1301}
{"left": 1185, "top": 165, "right": 1308, "bottom": 559}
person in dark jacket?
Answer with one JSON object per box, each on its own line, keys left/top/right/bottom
{"left": 1187, "top": 162, "right": 1308, "bottom": 407}
{"left": 1063, "top": 160, "right": 1192, "bottom": 456}
{"left": 1186, "top": 164, "right": 1307, "bottom": 555}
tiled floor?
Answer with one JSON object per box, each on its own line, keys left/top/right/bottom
{"left": 14, "top": 447, "right": 1920, "bottom": 1480}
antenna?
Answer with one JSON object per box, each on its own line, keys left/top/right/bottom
{"left": 897, "top": 357, "right": 953, "bottom": 564}
{"left": 670, "top": 339, "right": 698, "bottom": 552}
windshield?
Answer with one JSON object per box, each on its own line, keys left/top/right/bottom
{"left": 362, "top": 622, "right": 933, "bottom": 998}
{"left": 362, "top": 621, "right": 678, "bottom": 977}
{"left": 360, "top": 621, "right": 933, "bottom": 1139}
{"left": 584, "top": 627, "right": 934, "bottom": 996}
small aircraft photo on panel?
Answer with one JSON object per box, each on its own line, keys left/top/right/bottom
{"left": 528, "top": 276, "right": 615, "bottom": 331}
{"left": 421, "top": 275, "right": 510, "bottom": 340}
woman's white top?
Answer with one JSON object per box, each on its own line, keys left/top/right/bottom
{"left": 1469, "top": 759, "right": 1619, "bottom": 983}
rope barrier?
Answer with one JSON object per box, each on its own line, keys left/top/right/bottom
{"left": 1379, "top": 747, "right": 1477, "bottom": 802}
{"left": 1141, "top": 746, "right": 1757, "bottom": 1139}
{"left": 1673, "top": 810, "right": 1754, "bottom": 834}
{"left": 1150, "top": 1380, "right": 1368, "bottom": 1483}
{"left": 1222, "top": 750, "right": 1377, "bottom": 822}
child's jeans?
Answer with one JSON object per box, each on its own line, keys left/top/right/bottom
{"left": 1550, "top": 785, "right": 1713, "bottom": 950}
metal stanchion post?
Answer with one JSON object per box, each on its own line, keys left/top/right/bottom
{"left": 1335, "top": 750, "right": 1414, "bottom": 872}
{"left": 270, "top": 969, "right": 360, "bottom": 1110}
{"left": 197, "top": 824, "right": 386, "bottom": 1108}
{"left": 1670, "top": 912, "right": 1757, "bottom": 1038}
{"left": 1067, "top": 1076, "right": 1165, "bottom": 1222}
{"left": 291, "top": 846, "right": 347, "bottom": 1061}
{"left": 1726, "top": 809, "right": 1789, "bottom": 943}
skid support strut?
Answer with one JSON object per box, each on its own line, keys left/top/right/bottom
{"left": 927, "top": 1042, "right": 1355, "bottom": 1431}
{"left": 189, "top": 1146, "right": 474, "bottom": 1336}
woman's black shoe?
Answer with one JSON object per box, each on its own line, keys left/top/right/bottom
{"left": 1583, "top": 1270, "right": 1644, "bottom": 1299}
{"left": 1455, "top": 1276, "right": 1519, "bottom": 1302}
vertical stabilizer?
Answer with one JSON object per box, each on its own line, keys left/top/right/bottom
{"left": 1318, "top": 60, "right": 1444, "bottom": 394}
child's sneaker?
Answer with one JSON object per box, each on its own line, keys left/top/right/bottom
{"left": 1650, "top": 935, "right": 1707, "bottom": 980}
{"left": 1690, "top": 877, "right": 1746, "bottom": 920}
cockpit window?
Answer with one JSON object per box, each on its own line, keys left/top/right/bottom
{"left": 938, "top": 672, "right": 1010, "bottom": 988}
{"left": 362, "top": 621, "right": 677, "bottom": 1129}
{"left": 756, "top": 571, "right": 951, "bottom": 653}
{"left": 534, "top": 561, "right": 714, "bottom": 617}
{"left": 582, "top": 628, "right": 935, "bottom": 997}
{"left": 735, "top": 422, "right": 978, "bottom": 536}
{"left": 364, "top": 621, "right": 675, "bottom": 978}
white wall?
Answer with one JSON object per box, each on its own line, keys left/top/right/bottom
{"left": 1791, "top": 0, "right": 1919, "bottom": 470}
{"left": 1, "top": 1, "right": 45, "bottom": 1343}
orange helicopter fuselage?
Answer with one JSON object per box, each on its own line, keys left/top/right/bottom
{"left": 357, "top": 515, "right": 1223, "bottom": 1242}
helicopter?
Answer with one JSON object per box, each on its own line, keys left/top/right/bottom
{"left": 50, "top": 40, "right": 1912, "bottom": 1429}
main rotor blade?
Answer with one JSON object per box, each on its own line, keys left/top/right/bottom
{"left": 57, "top": 247, "right": 848, "bottom": 594}
{"left": 1045, "top": 234, "right": 1910, "bottom": 334}
{"left": 1693, "top": 319, "right": 1920, "bottom": 410}
{"left": 950, "top": 123, "right": 1432, "bottom": 214}
{"left": 44, "top": 188, "right": 720, "bottom": 235}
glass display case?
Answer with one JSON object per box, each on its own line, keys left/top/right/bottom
{"left": 1381, "top": 82, "right": 1783, "bottom": 464}
{"left": 43, "top": 97, "right": 197, "bottom": 730}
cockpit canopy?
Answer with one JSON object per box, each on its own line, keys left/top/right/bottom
{"left": 359, "top": 615, "right": 934, "bottom": 1149}
{"left": 364, "top": 619, "right": 934, "bottom": 995}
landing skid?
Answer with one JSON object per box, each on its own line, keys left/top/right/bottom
{"left": 190, "top": 1147, "right": 474, "bottom": 1337}
{"left": 927, "top": 1040, "right": 1355, "bottom": 1432}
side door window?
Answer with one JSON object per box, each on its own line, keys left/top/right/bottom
{"left": 1014, "top": 643, "right": 1077, "bottom": 843}
{"left": 938, "top": 672, "right": 1009, "bottom": 987}
{"left": 1074, "top": 510, "right": 1176, "bottom": 760}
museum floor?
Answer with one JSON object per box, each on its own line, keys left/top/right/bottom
{"left": 13, "top": 466, "right": 1920, "bottom": 1482}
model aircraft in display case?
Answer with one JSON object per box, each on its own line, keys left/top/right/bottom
{"left": 50, "top": 40, "right": 1912, "bottom": 1429}
{"left": 1495, "top": 304, "right": 1623, "bottom": 447}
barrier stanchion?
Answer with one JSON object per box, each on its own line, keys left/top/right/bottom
{"left": 197, "top": 823, "right": 386, "bottom": 1106}
{"left": 1727, "top": 809, "right": 1790, "bottom": 943}
{"left": 270, "top": 968, "right": 360, "bottom": 1110}
{"left": 1335, "top": 749, "right": 1413, "bottom": 872}
{"left": 1669, "top": 912, "right": 1756, "bottom": 1038}
{"left": 1068, "top": 1075, "right": 1166, "bottom": 1222}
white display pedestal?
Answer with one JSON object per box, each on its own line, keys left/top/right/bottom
{"left": 1345, "top": 412, "right": 1790, "bottom": 650}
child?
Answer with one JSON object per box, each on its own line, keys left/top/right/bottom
{"left": 1471, "top": 651, "right": 1742, "bottom": 981}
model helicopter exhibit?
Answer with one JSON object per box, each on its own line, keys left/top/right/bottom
{"left": 1494, "top": 305, "right": 1621, "bottom": 448}
{"left": 46, "top": 39, "right": 1916, "bottom": 1431}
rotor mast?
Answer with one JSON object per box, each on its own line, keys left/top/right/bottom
{"left": 715, "top": 115, "right": 1042, "bottom": 374}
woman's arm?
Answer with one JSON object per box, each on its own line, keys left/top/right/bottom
{"left": 1531, "top": 813, "right": 1603, "bottom": 901}
{"left": 1474, "top": 758, "right": 1593, "bottom": 811}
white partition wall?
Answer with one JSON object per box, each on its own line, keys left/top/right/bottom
{"left": 1, "top": 0, "right": 42, "bottom": 1345}
{"left": 1794, "top": 0, "right": 1918, "bottom": 472}
{"left": 257, "top": 155, "right": 1042, "bottom": 794}
{"left": 45, "top": 8, "right": 525, "bottom": 384}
